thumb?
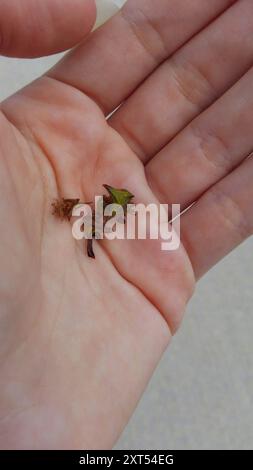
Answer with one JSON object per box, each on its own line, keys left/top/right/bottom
{"left": 0, "top": 0, "right": 96, "bottom": 58}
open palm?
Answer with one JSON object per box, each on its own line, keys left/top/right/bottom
{"left": 1, "top": 0, "right": 253, "bottom": 449}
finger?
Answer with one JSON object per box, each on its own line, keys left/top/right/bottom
{"left": 0, "top": 0, "right": 96, "bottom": 58}
{"left": 49, "top": 0, "right": 236, "bottom": 114}
{"left": 146, "top": 66, "right": 253, "bottom": 212}
{"left": 110, "top": 0, "right": 253, "bottom": 160}
{"left": 181, "top": 155, "right": 253, "bottom": 279}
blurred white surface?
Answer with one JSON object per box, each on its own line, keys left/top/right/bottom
{"left": 95, "top": 0, "right": 127, "bottom": 28}
{"left": 0, "top": 54, "right": 252, "bottom": 450}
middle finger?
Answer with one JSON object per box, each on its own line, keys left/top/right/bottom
{"left": 146, "top": 66, "right": 253, "bottom": 210}
{"left": 110, "top": 0, "right": 253, "bottom": 161}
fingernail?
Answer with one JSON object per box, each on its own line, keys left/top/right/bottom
{"left": 94, "top": 0, "right": 127, "bottom": 29}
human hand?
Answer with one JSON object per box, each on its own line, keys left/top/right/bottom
{"left": 0, "top": 0, "right": 252, "bottom": 449}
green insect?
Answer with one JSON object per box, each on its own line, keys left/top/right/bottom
{"left": 52, "top": 185, "right": 135, "bottom": 259}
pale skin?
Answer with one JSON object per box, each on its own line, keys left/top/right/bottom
{"left": 0, "top": 0, "right": 252, "bottom": 449}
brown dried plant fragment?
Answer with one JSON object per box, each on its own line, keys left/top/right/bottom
{"left": 52, "top": 198, "right": 80, "bottom": 221}
{"left": 52, "top": 185, "right": 135, "bottom": 259}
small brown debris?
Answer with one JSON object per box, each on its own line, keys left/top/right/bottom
{"left": 52, "top": 198, "right": 80, "bottom": 221}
